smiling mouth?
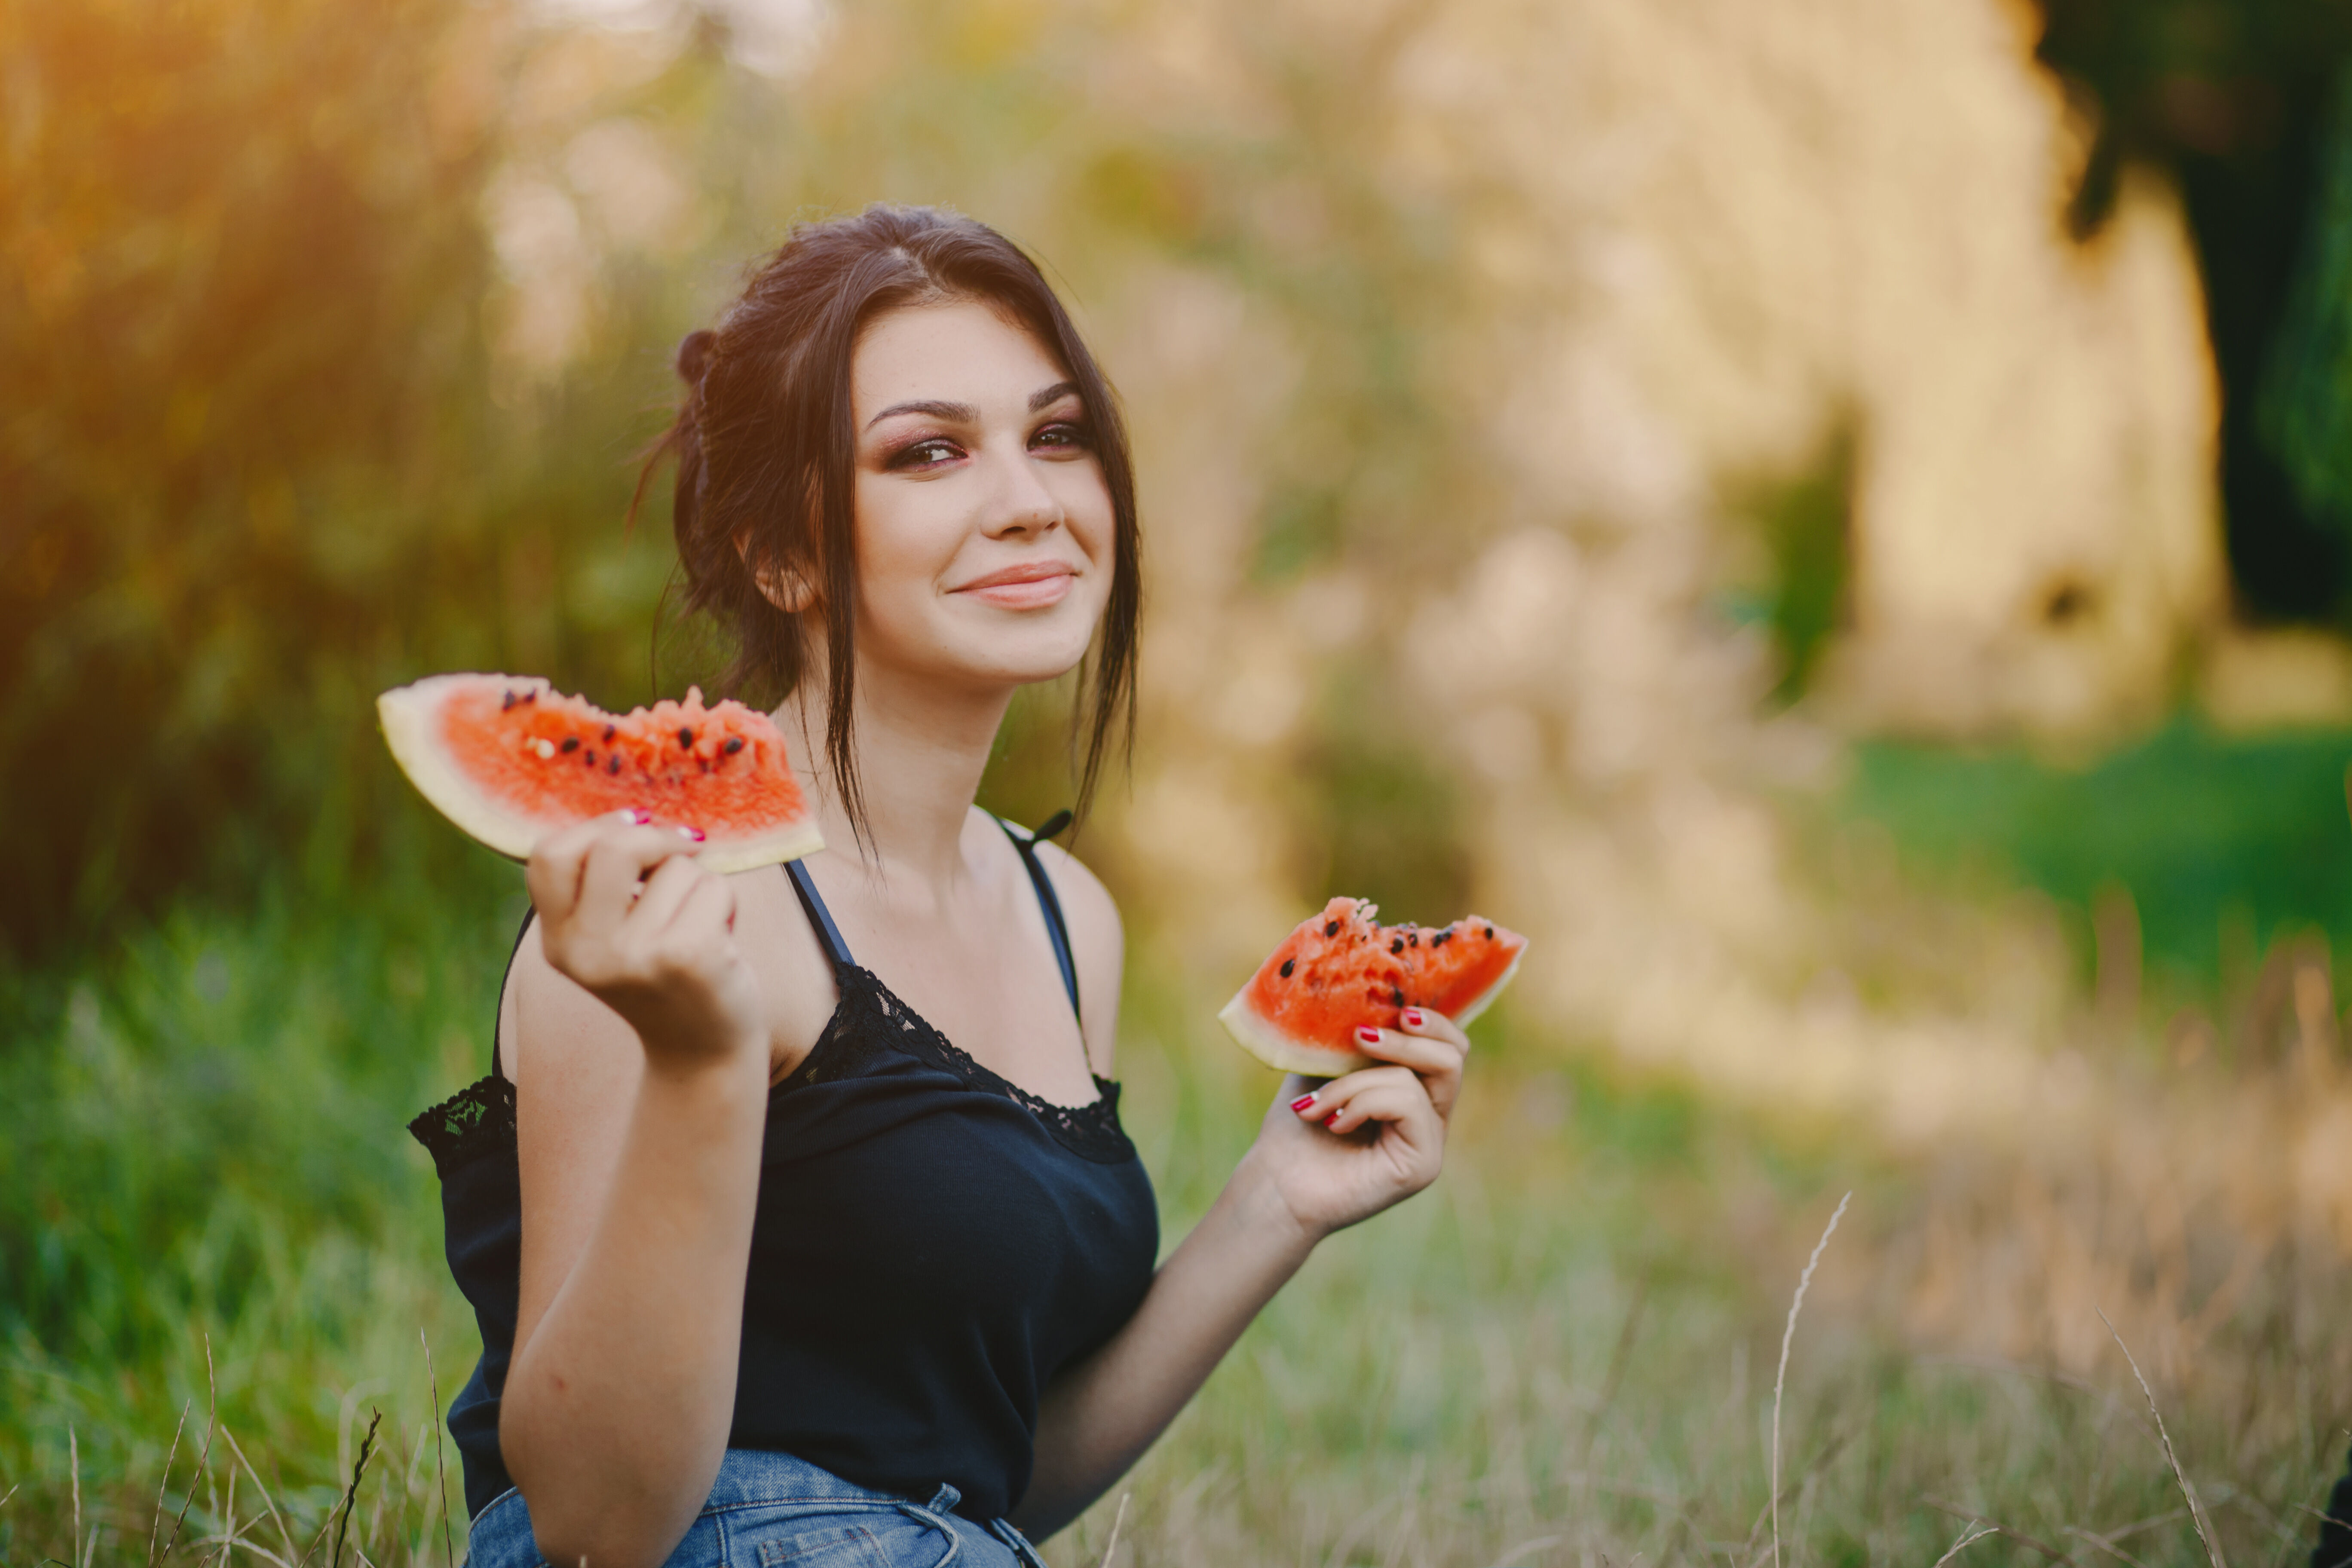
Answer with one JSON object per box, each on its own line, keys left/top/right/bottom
{"left": 954, "top": 562, "right": 1077, "bottom": 609}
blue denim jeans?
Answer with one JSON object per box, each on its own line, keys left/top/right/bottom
{"left": 464, "top": 1448, "right": 1049, "bottom": 1567}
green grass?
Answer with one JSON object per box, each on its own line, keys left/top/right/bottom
{"left": 4, "top": 853, "right": 2348, "bottom": 1567}
{"left": 1845, "top": 719, "right": 2352, "bottom": 988}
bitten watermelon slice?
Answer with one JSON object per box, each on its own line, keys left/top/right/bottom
{"left": 377, "top": 673, "right": 824, "bottom": 873}
{"left": 1218, "top": 897, "right": 1527, "bottom": 1077}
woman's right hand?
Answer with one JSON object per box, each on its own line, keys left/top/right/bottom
{"left": 524, "top": 811, "right": 768, "bottom": 1075}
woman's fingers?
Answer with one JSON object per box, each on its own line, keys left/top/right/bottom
{"left": 575, "top": 824, "right": 699, "bottom": 929}
{"left": 1289, "top": 1065, "right": 1433, "bottom": 1136}
{"left": 524, "top": 815, "right": 624, "bottom": 923}
{"left": 1394, "top": 1005, "right": 1469, "bottom": 1051}
{"left": 1351, "top": 1013, "right": 1468, "bottom": 1119}
{"left": 1350, "top": 1026, "right": 1463, "bottom": 1078}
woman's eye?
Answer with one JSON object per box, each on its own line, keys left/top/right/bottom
{"left": 1031, "top": 421, "right": 1090, "bottom": 452}
{"left": 890, "top": 438, "right": 962, "bottom": 469}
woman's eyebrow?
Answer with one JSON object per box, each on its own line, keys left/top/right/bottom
{"left": 864, "top": 398, "right": 979, "bottom": 431}
{"left": 862, "top": 382, "right": 1080, "bottom": 431}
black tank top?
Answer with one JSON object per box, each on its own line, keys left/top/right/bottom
{"left": 407, "top": 818, "right": 1159, "bottom": 1523}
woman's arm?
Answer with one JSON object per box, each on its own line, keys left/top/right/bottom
{"left": 494, "top": 819, "right": 827, "bottom": 1568}
{"left": 1014, "top": 855, "right": 1470, "bottom": 1537}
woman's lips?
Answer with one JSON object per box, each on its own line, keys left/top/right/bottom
{"left": 955, "top": 563, "right": 1076, "bottom": 609}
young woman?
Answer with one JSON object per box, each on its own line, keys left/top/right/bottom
{"left": 410, "top": 204, "right": 1473, "bottom": 1568}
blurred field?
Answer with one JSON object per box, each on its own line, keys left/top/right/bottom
{"left": 14, "top": 0, "right": 2352, "bottom": 1562}
{"left": 7, "top": 826, "right": 2352, "bottom": 1567}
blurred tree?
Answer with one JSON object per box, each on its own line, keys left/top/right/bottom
{"left": 0, "top": 0, "right": 509, "bottom": 960}
{"left": 2030, "top": 0, "right": 2352, "bottom": 622}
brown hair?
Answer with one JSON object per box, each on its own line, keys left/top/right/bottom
{"left": 640, "top": 204, "right": 1140, "bottom": 839}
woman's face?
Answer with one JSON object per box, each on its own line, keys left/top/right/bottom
{"left": 845, "top": 299, "right": 1115, "bottom": 696}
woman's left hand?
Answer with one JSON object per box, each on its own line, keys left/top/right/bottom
{"left": 1244, "top": 1007, "right": 1468, "bottom": 1241}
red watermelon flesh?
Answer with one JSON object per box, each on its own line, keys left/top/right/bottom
{"left": 378, "top": 673, "right": 824, "bottom": 873}
{"left": 1218, "top": 897, "right": 1528, "bottom": 1077}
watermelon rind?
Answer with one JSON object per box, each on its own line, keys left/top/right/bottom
{"left": 377, "top": 673, "right": 826, "bottom": 874}
{"left": 1216, "top": 990, "right": 1375, "bottom": 1079}
{"left": 1442, "top": 941, "right": 1525, "bottom": 1030}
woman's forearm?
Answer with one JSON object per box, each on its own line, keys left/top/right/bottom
{"left": 499, "top": 1051, "right": 771, "bottom": 1568}
{"left": 1014, "top": 1152, "right": 1321, "bottom": 1537}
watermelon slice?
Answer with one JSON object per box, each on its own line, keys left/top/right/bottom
{"left": 1218, "top": 897, "right": 1527, "bottom": 1077}
{"left": 377, "top": 673, "right": 824, "bottom": 873}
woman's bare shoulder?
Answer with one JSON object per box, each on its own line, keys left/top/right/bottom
{"left": 499, "top": 863, "right": 840, "bottom": 1086}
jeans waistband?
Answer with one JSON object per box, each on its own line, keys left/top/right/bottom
{"left": 696, "top": 1446, "right": 934, "bottom": 1512}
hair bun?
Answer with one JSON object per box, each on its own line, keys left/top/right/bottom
{"left": 676, "top": 328, "right": 717, "bottom": 386}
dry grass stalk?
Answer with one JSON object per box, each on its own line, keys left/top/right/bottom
{"left": 322, "top": 1407, "right": 382, "bottom": 1568}
{"left": 2098, "top": 1309, "right": 2226, "bottom": 1568}
{"left": 1097, "top": 1489, "right": 1131, "bottom": 1568}
{"left": 420, "top": 1329, "right": 454, "bottom": 1568}
{"left": 1932, "top": 1522, "right": 1999, "bottom": 1568}
{"left": 1772, "top": 1192, "right": 1851, "bottom": 1568}
{"left": 1924, "top": 1498, "right": 2076, "bottom": 1565}
{"left": 147, "top": 1400, "right": 192, "bottom": 1568}
{"left": 221, "top": 1424, "right": 300, "bottom": 1565}
{"left": 70, "top": 1424, "right": 83, "bottom": 1568}
{"left": 160, "top": 1333, "right": 220, "bottom": 1568}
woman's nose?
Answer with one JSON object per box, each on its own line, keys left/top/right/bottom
{"left": 979, "top": 446, "right": 1063, "bottom": 536}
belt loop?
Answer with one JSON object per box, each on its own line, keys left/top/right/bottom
{"left": 924, "top": 1481, "right": 963, "bottom": 1516}
{"left": 988, "top": 1517, "right": 1050, "bottom": 1567}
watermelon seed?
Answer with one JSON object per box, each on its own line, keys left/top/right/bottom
{"left": 606, "top": 756, "right": 621, "bottom": 775}
{"left": 501, "top": 689, "right": 518, "bottom": 710}
{"left": 1390, "top": 938, "right": 1403, "bottom": 954}
{"left": 561, "top": 737, "right": 579, "bottom": 753}
{"left": 1433, "top": 931, "right": 1450, "bottom": 946}
{"left": 724, "top": 737, "right": 745, "bottom": 755}
{"left": 1407, "top": 931, "right": 1418, "bottom": 946}
{"left": 1484, "top": 925, "right": 1495, "bottom": 940}
{"left": 1392, "top": 986, "right": 1406, "bottom": 1007}
{"left": 677, "top": 727, "right": 694, "bottom": 749}
{"left": 1280, "top": 959, "right": 1295, "bottom": 978}
{"left": 603, "top": 724, "right": 617, "bottom": 742}
{"left": 1324, "top": 921, "right": 1339, "bottom": 938}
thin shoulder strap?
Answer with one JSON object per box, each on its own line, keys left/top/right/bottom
{"left": 786, "top": 858, "right": 857, "bottom": 969}
{"left": 490, "top": 906, "right": 537, "bottom": 1084}
{"left": 1001, "top": 810, "right": 1081, "bottom": 1023}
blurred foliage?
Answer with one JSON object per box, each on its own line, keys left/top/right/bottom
{"left": 0, "top": 0, "right": 1505, "bottom": 962}
{"left": 1291, "top": 662, "right": 1474, "bottom": 926}
{"left": 0, "top": 0, "right": 712, "bottom": 964}
{"left": 0, "top": 853, "right": 514, "bottom": 1373}
{"left": 1847, "top": 720, "right": 2352, "bottom": 987}
{"left": 2, "top": 0, "right": 499, "bottom": 956}
{"left": 1732, "top": 425, "right": 1856, "bottom": 707}
{"left": 2031, "top": 0, "right": 2352, "bottom": 621}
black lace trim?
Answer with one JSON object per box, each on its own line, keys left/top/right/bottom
{"left": 408, "top": 1074, "right": 517, "bottom": 1179}
{"left": 780, "top": 965, "right": 1135, "bottom": 1165}
{"left": 406, "top": 968, "right": 1134, "bottom": 1174}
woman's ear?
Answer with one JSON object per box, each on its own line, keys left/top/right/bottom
{"left": 736, "top": 532, "right": 818, "bottom": 614}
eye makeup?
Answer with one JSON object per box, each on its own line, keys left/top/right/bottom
{"left": 880, "top": 434, "right": 965, "bottom": 471}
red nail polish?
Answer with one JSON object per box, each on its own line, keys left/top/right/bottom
{"left": 1356, "top": 1025, "right": 1380, "bottom": 1044}
{"left": 1403, "top": 1008, "right": 1424, "bottom": 1029}
{"left": 628, "top": 808, "right": 652, "bottom": 824}
{"left": 1290, "top": 1095, "right": 1316, "bottom": 1112}
{"left": 678, "top": 825, "right": 706, "bottom": 842}
{"left": 1324, "top": 1113, "right": 1340, "bottom": 1127}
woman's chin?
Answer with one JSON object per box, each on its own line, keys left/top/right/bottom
{"left": 925, "top": 605, "right": 1104, "bottom": 686}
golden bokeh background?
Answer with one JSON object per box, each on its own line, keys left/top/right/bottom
{"left": 12, "top": 1, "right": 2352, "bottom": 1563}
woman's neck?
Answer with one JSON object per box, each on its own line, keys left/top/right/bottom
{"left": 781, "top": 658, "right": 1014, "bottom": 894}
